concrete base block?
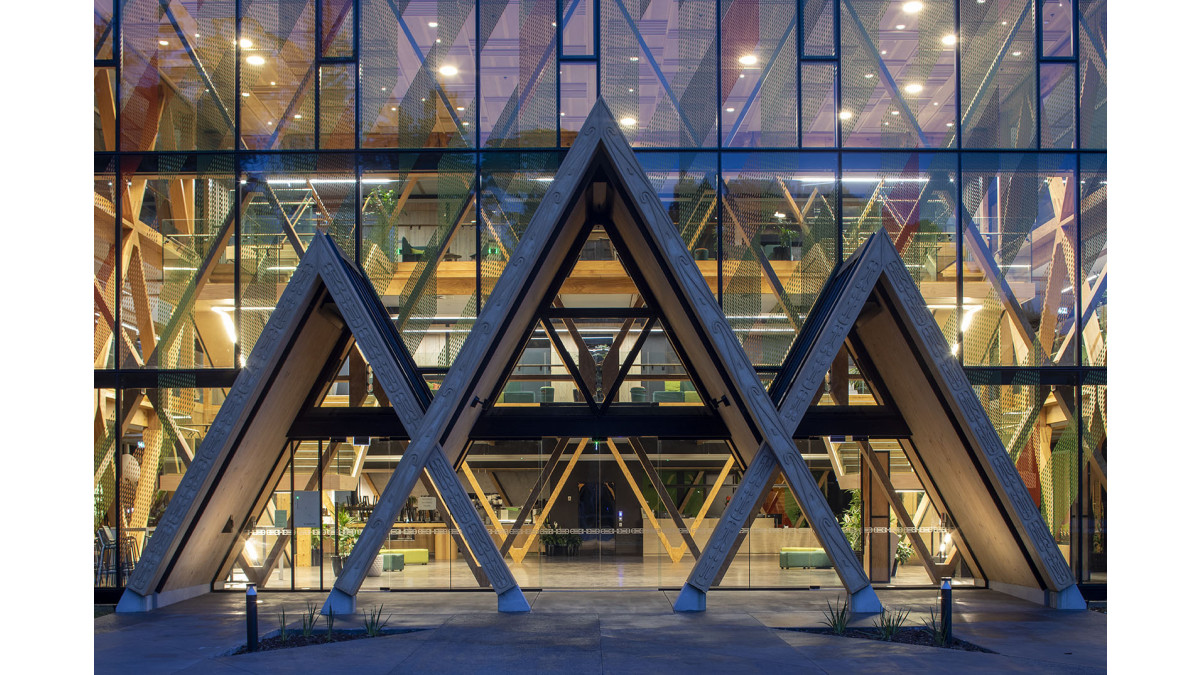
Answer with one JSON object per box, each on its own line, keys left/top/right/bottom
{"left": 848, "top": 585, "right": 882, "bottom": 613}
{"left": 496, "top": 587, "right": 531, "bottom": 613}
{"left": 1048, "top": 584, "right": 1088, "bottom": 610}
{"left": 116, "top": 583, "right": 209, "bottom": 613}
{"left": 322, "top": 588, "right": 356, "bottom": 616}
{"left": 672, "top": 583, "right": 706, "bottom": 612}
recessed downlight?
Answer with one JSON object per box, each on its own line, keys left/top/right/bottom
{"left": 246, "top": 55, "right": 266, "bottom": 65}
{"left": 439, "top": 65, "right": 458, "bottom": 76}
{"left": 904, "top": 83, "right": 923, "bottom": 94}
{"left": 738, "top": 54, "right": 758, "bottom": 66}
{"left": 619, "top": 117, "right": 637, "bottom": 127}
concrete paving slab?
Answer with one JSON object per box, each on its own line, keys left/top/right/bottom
{"left": 95, "top": 588, "right": 1105, "bottom": 673}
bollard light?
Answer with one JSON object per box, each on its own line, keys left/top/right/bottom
{"left": 939, "top": 577, "right": 953, "bottom": 643}
{"left": 246, "top": 584, "right": 259, "bottom": 652}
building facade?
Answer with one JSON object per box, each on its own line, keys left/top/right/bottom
{"left": 94, "top": 0, "right": 1106, "bottom": 603}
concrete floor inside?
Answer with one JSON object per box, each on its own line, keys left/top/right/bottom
{"left": 243, "top": 554, "right": 972, "bottom": 591}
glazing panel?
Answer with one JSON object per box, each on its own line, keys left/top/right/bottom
{"left": 839, "top": 0, "right": 957, "bottom": 148}
{"left": 94, "top": 388, "right": 118, "bottom": 588}
{"left": 1041, "top": 0, "right": 1073, "bottom": 58}
{"left": 720, "top": 0, "right": 798, "bottom": 148}
{"left": 360, "top": 153, "right": 477, "bottom": 367}
{"left": 1078, "top": 0, "right": 1105, "bottom": 148}
{"left": 960, "top": 0, "right": 1037, "bottom": 148}
{"left": 802, "top": 0, "right": 835, "bottom": 56}
{"left": 1079, "top": 155, "right": 1105, "bottom": 366}
{"left": 600, "top": 0, "right": 718, "bottom": 147}
{"left": 96, "top": 68, "right": 117, "bottom": 151}
{"left": 480, "top": 152, "right": 560, "bottom": 303}
{"left": 961, "top": 153, "right": 1077, "bottom": 366}
{"left": 560, "top": 62, "right": 598, "bottom": 146}
{"left": 121, "top": 0, "right": 237, "bottom": 151}
{"left": 1080, "top": 383, "right": 1105, "bottom": 582}
{"left": 634, "top": 151, "right": 719, "bottom": 258}
{"left": 480, "top": 0, "right": 559, "bottom": 148}
{"left": 239, "top": 154, "right": 356, "bottom": 356}
{"left": 563, "top": 0, "right": 596, "bottom": 55}
{"left": 1039, "top": 62, "right": 1075, "bottom": 149}
{"left": 322, "top": 0, "right": 355, "bottom": 58}
{"left": 721, "top": 152, "right": 838, "bottom": 367}
{"left": 320, "top": 64, "right": 357, "bottom": 149}
{"left": 96, "top": 0, "right": 115, "bottom": 59}
{"left": 95, "top": 160, "right": 119, "bottom": 370}
{"left": 360, "top": 0, "right": 477, "bottom": 148}
{"left": 240, "top": 0, "right": 317, "bottom": 150}
{"left": 801, "top": 62, "right": 836, "bottom": 148}
{"left": 118, "top": 154, "right": 239, "bottom": 369}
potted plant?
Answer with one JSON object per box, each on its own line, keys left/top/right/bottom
{"left": 893, "top": 537, "right": 914, "bottom": 575}
{"left": 332, "top": 510, "right": 361, "bottom": 576}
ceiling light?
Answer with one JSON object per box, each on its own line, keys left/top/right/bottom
{"left": 630, "top": 56, "right": 639, "bottom": 62}
{"left": 246, "top": 55, "right": 265, "bottom": 65}
{"left": 933, "top": 101, "right": 938, "bottom": 105}
{"left": 551, "top": 22, "right": 557, "bottom": 27}
{"left": 392, "top": 107, "right": 397, "bottom": 111}
{"left": 428, "top": 21, "right": 438, "bottom": 28}
{"left": 1012, "top": 51, "right": 1022, "bottom": 56}
{"left": 159, "top": 40, "right": 169, "bottom": 46}
{"left": 773, "top": 212, "right": 786, "bottom": 219}
{"left": 838, "top": 110, "right": 853, "bottom": 120}
{"left": 241, "top": 92, "right": 250, "bottom": 97}
{"left": 946, "top": 122, "right": 953, "bottom": 127}
{"left": 865, "top": 73, "right": 874, "bottom": 79}
{"left": 902, "top": 1, "right": 924, "bottom": 12}
{"left": 738, "top": 54, "right": 757, "bottom": 66}
{"left": 890, "top": 110, "right": 900, "bottom": 115}
{"left": 739, "top": 74, "right": 745, "bottom": 78}
{"left": 194, "top": 33, "right": 199, "bottom": 38}
{"left": 619, "top": 117, "right": 637, "bottom": 127}
{"left": 267, "top": 121, "right": 273, "bottom": 125}
{"left": 1002, "top": 21, "right": 1008, "bottom": 25}
{"left": 629, "top": 88, "right": 634, "bottom": 92}
{"left": 381, "top": 87, "right": 387, "bottom": 91}
{"left": 294, "top": 114, "right": 302, "bottom": 119}
{"left": 439, "top": 65, "right": 458, "bottom": 76}
{"left": 435, "top": 38, "right": 441, "bottom": 43}
{"left": 239, "top": 38, "right": 252, "bottom": 49}
{"left": 560, "top": 112, "right": 565, "bottom": 116}
{"left": 881, "top": 50, "right": 887, "bottom": 55}
{"left": 904, "top": 83, "right": 923, "bottom": 94}
{"left": 895, "top": 24, "right": 906, "bottom": 30}
{"left": 726, "top": 107, "right": 735, "bottom": 112}
{"left": 942, "top": 34, "right": 957, "bottom": 46}
{"left": 456, "top": 106, "right": 465, "bottom": 111}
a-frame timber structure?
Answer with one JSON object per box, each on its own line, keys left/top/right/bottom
{"left": 117, "top": 233, "right": 530, "bottom": 613}
{"left": 675, "top": 228, "right": 1085, "bottom": 611}
{"left": 327, "top": 100, "right": 882, "bottom": 614}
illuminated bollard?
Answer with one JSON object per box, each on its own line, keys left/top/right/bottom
{"left": 246, "top": 584, "right": 258, "bottom": 652}
{"left": 939, "top": 577, "right": 953, "bottom": 643}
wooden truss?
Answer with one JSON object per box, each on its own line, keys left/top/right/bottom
{"left": 675, "top": 228, "right": 1085, "bottom": 611}
{"left": 330, "top": 101, "right": 877, "bottom": 613}
{"left": 117, "top": 233, "right": 528, "bottom": 613}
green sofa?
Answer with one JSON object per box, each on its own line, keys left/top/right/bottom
{"left": 779, "top": 547, "right": 832, "bottom": 569}
{"left": 379, "top": 548, "right": 429, "bottom": 571}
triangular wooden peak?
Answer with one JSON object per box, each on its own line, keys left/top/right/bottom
{"left": 765, "top": 229, "right": 1084, "bottom": 608}
{"left": 117, "top": 234, "right": 522, "bottom": 612}
{"left": 333, "top": 100, "right": 878, "bottom": 613}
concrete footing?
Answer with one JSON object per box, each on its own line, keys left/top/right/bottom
{"left": 322, "top": 587, "right": 357, "bottom": 616}
{"left": 848, "top": 585, "right": 882, "bottom": 613}
{"left": 497, "top": 587, "right": 531, "bottom": 613}
{"left": 115, "top": 583, "right": 210, "bottom": 613}
{"left": 672, "top": 583, "right": 706, "bottom": 612}
{"left": 990, "top": 580, "right": 1088, "bottom": 610}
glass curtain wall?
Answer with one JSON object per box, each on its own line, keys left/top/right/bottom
{"left": 95, "top": 0, "right": 1106, "bottom": 596}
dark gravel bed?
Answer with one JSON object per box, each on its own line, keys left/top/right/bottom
{"left": 231, "top": 628, "right": 424, "bottom": 655}
{"left": 779, "top": 626, "right": 996, "bottom": 652}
